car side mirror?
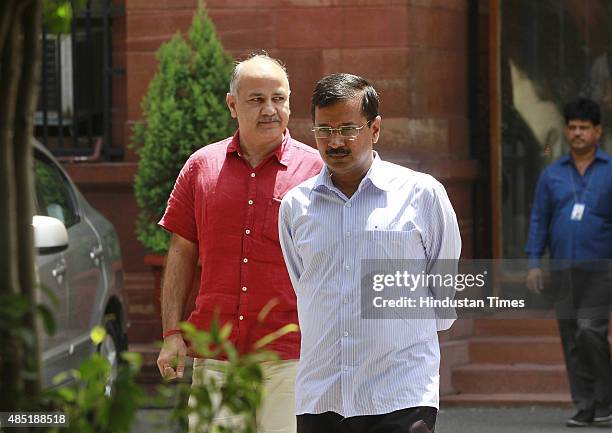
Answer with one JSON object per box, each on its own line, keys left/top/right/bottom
{"left": 33, "top": 215, "right": 68, "bottom": 254}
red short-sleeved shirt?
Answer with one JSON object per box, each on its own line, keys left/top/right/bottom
{"left": 159, "top": 130, "right": 323, "bottom": 359}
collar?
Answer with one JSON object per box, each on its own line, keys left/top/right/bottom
{"left": 312, "top": 165, "right": 335, "bottom": 193}
{"left": 226, "top": 129, "right": 292, "bottom": 167}
{"left": 595, "top": 147, "right": 612, "bottom": 162}
{"left": 367, "top": 152, "right": 395, "bottom": 191}
{"left": 312, "top": 151, "right": 394, "bottom": 196}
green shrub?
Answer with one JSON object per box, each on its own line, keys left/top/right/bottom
{"left": 43, "top": 319, "right": 297, "bottom": 433}
{"left": 132, "top": 7, "right": 234, "bottom": 254}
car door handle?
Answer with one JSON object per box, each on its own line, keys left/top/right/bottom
{"left": 52, "top": 263, "right": 66, "bottom": 283}
{"left": 90, "top": 246, "right": 103, "bottom": 260}
{"left": 90, "top": 246, "right": 103, "bottom": 265}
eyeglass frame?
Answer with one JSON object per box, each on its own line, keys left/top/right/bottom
{"left": 311, "top": 121, "right": 371, "bottom": 140}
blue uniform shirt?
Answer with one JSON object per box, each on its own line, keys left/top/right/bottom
{"left": 525, "top": 147, "right": 612, "bottom": 268}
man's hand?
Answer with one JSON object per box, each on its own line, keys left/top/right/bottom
{"left": 157, "top": 334, "right": 187, "bottom": 380}
{"left": 157, "top": 233, "right": 197, "bottom": 380}
{"left": 526, "top": 268, "right": 544, "bottom": 294}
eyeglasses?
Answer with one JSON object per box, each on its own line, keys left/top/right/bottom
{"left": 311, "top": 122, "right": 369, "bottom": 140}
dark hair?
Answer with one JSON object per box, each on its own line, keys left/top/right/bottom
{"left": 311, "top": 73, "right": 379, "bottom": 123}
{"left": 564, "top": 98, "right": 601, "bottom": 126}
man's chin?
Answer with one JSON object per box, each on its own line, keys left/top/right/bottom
{"left": 571, "top": 143, "right": 594, "bottom": 151}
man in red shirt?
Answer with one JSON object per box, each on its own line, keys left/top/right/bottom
{"left": 156, "top": 54, "right": 323, "bottom": 433}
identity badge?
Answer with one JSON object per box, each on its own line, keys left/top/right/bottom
{"left": 570, "top": 203, "right": 585, "bottom": 221}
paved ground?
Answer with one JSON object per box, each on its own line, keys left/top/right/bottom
{"left": 132, "top": 406, "right": 612, "bottom": 433}
{"left": 437, "top": 407, "right": 612, "bottom": 432}
{"left": 133, "top": 408, "right": 178, "bottom": 433}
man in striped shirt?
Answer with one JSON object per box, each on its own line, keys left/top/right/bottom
{"left": 279, "top": 73, "right": 461, "bottom": 433}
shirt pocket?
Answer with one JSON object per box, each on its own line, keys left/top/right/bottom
{"left": 592, "top": 184, "right": 612, "bottom": 217}
{"left": 363, "top": 229, "right": 425, "bottom": 260}
{"left": 263, "top": 197, "right": 282, "bottom": 241}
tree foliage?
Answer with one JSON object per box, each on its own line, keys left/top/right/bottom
{"left": 132, "top": 7, "right": 234, "bottom": 253}
{"left": 42, "top": 319, "right": 294, "bottom": 433}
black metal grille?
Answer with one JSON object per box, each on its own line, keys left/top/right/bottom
{"left": 36, "top": 0, "right": 125, "bottom": 161}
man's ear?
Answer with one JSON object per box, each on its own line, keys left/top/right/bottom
{"left": 371, "top": 115, "right": 382, "bottom": 144}
{"left": 595, "top": 124, "right": 603, "bottom": 140}
{"left": 226, "top": 93, "right": 238, "bottom": 119}
{"left": 287, "top": 89, "right": 291, "bottom": 118}
{"left": 563, "top": 124, "right": 571, "bottom": 141}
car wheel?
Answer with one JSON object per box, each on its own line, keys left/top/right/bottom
{"left": 99, "top": 319, "right": 120, "bottom": 396}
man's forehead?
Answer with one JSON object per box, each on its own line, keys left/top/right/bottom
{"left": 244, "top": 86, "right": 289, "bottom": 96}
{"left": 237, "top": 75, "right": 289, "bottom": 95}
{"left": 314, "top": 98, "right": 363, "bottom": 122}
{"left": 235, "top": 59, "right": 289, "bottom": 93}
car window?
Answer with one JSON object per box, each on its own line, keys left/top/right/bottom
{"left": 34, "top": 153, "right": 80, "bottom": 228}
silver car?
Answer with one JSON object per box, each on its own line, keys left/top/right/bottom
{"left": 32, "top": 139, "right": 129, "bottom": 392}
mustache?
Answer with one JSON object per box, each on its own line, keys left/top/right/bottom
{"left": 326, "top": 147, "right": 351, "bottom": 156}
{"left": 258, "top": 117, "right": 280, "bottom": 123}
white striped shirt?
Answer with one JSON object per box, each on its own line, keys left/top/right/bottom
{"left": 278, "top": 153, "right": 461, "bottom": 417}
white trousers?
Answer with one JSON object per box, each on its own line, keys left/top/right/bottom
{"left": 189, "top": 358, "right": 297, "bottom": 433}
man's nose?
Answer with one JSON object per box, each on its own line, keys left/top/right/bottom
{"left": 261, "top": 99, "right": 275, "bottom": 115}
{"left": 327, "top": 133, "right": 345, "bottom": 148}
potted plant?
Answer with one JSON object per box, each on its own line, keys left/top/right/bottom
{"left": 132, "top": 6, "right": 234, "bottom": 337}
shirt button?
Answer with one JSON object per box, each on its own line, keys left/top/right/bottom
{"left": 245, "top": 229, "right": 251, "bottom": 235}
{"left": 345, "top": 202, "right": 352, "bottom": 208}
{"left": 243, "top": 258, "right": 248, "bottom": 263}
{"left": 250, "top": 173, "right": 256, "bottom": 178}
{"left": 345, "top": 231, "right": 351, "bottom": 237}
{"left": 343, "top": 298, "right": 349, "bottom": 304}
{"left": 343, "top": 366, "right": 349, "bottom": 372}
{"left": 248, "top": 200, "right": 254, "bottom": 205}
{"left": 345, "top": 265, "right": 351, "bottom": 271}
{"left": 239, "top": 315, "right": 244, "bottom": 321}
{"left": 343, "top": 331, "right": 349, "bottom": 337}
{"left": 242, "top": 286, "right": 247, "bottom": 292}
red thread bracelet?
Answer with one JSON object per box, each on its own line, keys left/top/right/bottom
{"left": 163, "top": 329, "right": 182, "bottom": 339}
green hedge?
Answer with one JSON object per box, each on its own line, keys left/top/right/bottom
{"left": 132, "top": 8, "right": 234, "bottom": 254}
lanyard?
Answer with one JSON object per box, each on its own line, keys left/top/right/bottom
{"left": 567, "top": 163, "right": 595, "bottom": 203}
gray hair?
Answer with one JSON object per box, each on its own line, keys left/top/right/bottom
{"left": 229, "top": 52, "right": 289, "bottom": 96}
